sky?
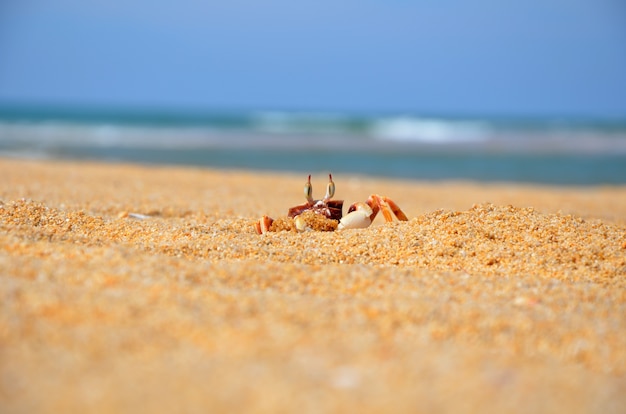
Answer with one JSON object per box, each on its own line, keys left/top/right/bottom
{"left": 0, "top": 0, "right": 625, "bottom": 118}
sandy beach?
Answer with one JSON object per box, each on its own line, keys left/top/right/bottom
{"left": 1, "top": 157, "right": 625, "bottom": 413}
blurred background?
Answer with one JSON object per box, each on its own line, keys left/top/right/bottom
{"left": 1, "top": 0, "right": 625, "bottom": 184}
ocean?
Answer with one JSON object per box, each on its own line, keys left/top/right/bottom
{"left": 1, "top": 106, "right": 626, "bottom": 185}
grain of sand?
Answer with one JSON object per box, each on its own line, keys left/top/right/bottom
{"left": 1, "top": 158, "right": 625, "bottom": 413}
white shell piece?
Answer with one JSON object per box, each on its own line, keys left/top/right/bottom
{"left": 294, "top": 215, "right": 310, "bottom": 232}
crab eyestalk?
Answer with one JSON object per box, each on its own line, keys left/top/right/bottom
{"left": 304, "top": 174, "right": 314, "bottom": 204}
{"left": 324, "top": 173, "right": 335, "bottom": 202}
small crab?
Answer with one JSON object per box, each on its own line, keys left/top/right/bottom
{"left": 255, "top": 174, "right": 408, "bottom": 234}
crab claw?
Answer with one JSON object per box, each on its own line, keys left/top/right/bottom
{"left": 255, "top": 215, "right": 274, "bottom": 234}
{"left": 337, "top": 194, "right": 408, "bottom": 230}
{"left": 337, "top": 202, "right": 373, "bottom": 230}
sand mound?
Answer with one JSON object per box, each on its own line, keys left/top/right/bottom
{"left": 1, "top": 159, "right": 625, "bottom": 413}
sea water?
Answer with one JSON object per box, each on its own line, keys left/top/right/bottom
{"left": 1, "top": 106, "right": 625, "bottom": 185}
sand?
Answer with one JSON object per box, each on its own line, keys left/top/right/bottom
{"left": 1, "top": 158, "right": 625, "bottom": 413}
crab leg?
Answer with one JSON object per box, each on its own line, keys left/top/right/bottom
{"left": 375, "top": 195, "right": 408, "bottom": 222}
{"left": 255, "top": 215, "right": 274, "bottom": 234}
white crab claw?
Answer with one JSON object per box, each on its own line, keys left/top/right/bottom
{"left": 338, "top": 208, "right": 372, "bottom": 230}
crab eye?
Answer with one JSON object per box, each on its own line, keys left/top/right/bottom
{"left": 304, "top": 175, "right": 314, "bottom": 202}
{"left": 325, "top": 174, "right": 335, "bottom": 200}
{"left": 347, "top": 204, "right": 356, "bottom": 214}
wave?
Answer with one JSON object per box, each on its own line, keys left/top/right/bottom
{"left": 249, "top": 111, "right": 492, "bottom": 143}
{"left": 2, "top": 108, "right": 626, "bottom": 155}
{"left": 369, "top": 117, "right": 490, "bottom": 143}
{"left": 2, "top": 110, "right": 626, "bottom": 185}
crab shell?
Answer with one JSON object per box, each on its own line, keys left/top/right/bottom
{"left": 288, "top": 199, "right": 344, "bottom": 221}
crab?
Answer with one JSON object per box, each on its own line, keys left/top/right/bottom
{"left": 254, "top": 174, "right": 408, "bottom": 234}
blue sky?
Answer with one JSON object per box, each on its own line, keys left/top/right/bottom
{"left": 0, "top": 0, "right": 625, "bottom": 117}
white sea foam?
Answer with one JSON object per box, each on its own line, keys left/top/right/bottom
{"left": 251, "top": 111, "right": 356, "bottom": 135}
{"left": 0, "top": 121, "right": 217, "bottom": 149}
{"left": 370, "top": 117, "right": 489, "bottom": 143}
